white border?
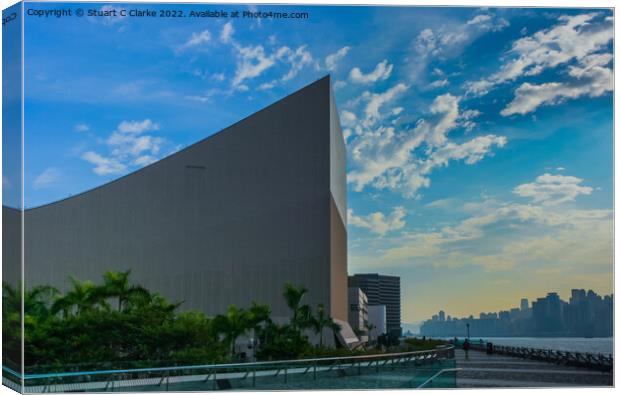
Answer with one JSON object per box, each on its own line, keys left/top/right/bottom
{"left": 0, "top": 2, "right": 616, "bottom": 395}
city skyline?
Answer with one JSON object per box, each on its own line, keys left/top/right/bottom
{"left": 420, "top": 287, "right": 613, "bottom": 338}
{"left": 420, "top": 287, "right": 613, "bottom": 322}
{"left": 13, "top": 4, "right": 614, "bottom": 322}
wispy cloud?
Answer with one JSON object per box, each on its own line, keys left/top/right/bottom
{"left": 349, "top": 60, "right": 393, "bottom": 84}
{"left": 33, "top": 168, "right": 60, "bottom": 189}
{"left": 325, "top": 46, "right": 350, "bottom": 72}
{"left": 348, "top": 206, "right": 407, "bottom": 236}
{"left": 74, "top": 123, "right": 90, "bottom": 132}
{"left": 378, "top": 180, "right": 610, "bottom": 272}
{"left": 500, "top": 53, "right": 612, "bottom": 116}
{"left": 81, "top": 119, "right": 166, "bottom": 176}
{"left": 178, "top": 29, "right": 212, "bottom": 51}
{"left": 466, "top": 13, "right": 613, "bottom": 97}
{"left": 513, "top": 173, "right": 593, "bottom": 205}
{"left": 82, "top": 151, "right": 126, "bottom": 176}
{"left": 347, "top": 90, "right": 506, "bottom": 198}
{"left": 220, "top": 22, "right": 234, "bottom": 44}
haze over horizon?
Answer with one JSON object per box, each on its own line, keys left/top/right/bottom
{"left": 14, "top": 4, "right": 613, "bottom": 322}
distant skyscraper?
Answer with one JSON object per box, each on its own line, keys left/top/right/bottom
{"left": 438, "top": 310, "right": 445, "bottom": 322}
{"left": 570, "top": 289, "right": 586, "bottom": 305}
{"left": 349, "top": 274, "right": 401, "bottom": 337}
{"left": 520, "top": 298, "right": 529, "bottom": 311}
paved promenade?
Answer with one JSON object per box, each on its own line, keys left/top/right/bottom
{"left": 455, "top": 349, "right": 613, "bottom": 388}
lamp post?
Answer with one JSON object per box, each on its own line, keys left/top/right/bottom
{"left": 466, "top": 322, "right": 470, "bottom": 339}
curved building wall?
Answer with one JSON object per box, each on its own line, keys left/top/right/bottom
{"left": 23, "top": 76, "right": 347, "bottom": 321}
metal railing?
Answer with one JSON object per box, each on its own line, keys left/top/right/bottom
{"left": 416, "top": 368, "right": 462, "bottom": 389}
{"left": 451, "top": 338, "right": 613, "bottom": 372}
{"left": 3, "top": 346, "right": 455, "bottom": 391}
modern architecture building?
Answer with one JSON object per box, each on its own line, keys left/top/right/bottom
{"left": 7, "top": 76, "right": 349, "bottom": 327}
{"left": 349, "top": 274, "right": 401, "bottom": 337}
{"left": 366, "top": 305, "right": 387, "bottom": 341}
{"left": 348, "top": 287, "right": 368, "bottom": 342}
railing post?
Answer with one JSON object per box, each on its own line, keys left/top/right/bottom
{"left": 313, "top": 363, "right": 317, "bottom": 380}
{"left": 213, "top": 371, "right": 217, "bottom": 390}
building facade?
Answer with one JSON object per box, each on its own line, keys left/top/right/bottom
{"left": 16, "top": 76, "right": 348, "bottom": 323}
{"left": 366, "top": 305, "right": 386, "bottom": 341}
{"left": 349, "top": 274, "right": 402, "bottom": 337}
{"left": 347, "top": 287, "right": 368, "bottom": 341}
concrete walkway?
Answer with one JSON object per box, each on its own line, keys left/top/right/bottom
{"left": 455, "top": 349, "right": 613, "bottom": 388}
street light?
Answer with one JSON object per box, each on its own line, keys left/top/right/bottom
{"left": 466, "top": 322, "right": 470, "bottom": 339}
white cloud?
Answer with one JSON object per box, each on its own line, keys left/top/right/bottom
{"left": 325, "top": 46, "right": 350, "bottom": 72}
{"left": 348, "top": 207, "right": 407, "bottom": 236}
{"left": 349, "top": 60, "right": 393, "bottom": 84}
{"left": 258, "top": 81, "right": 275, "bottom": 91}
{"left": 229, "top": 42, "right": 314, "bottom": 90}
{"left": 413, "top": 13, "right": 509, "bottom": 60}
{"left": 185, "top": 94, "right": 211, "bottom": 103}
{"left": 33, "top": 168, "right": 60, "bottom": 189}
{"left": 467, "top": 14, "right": 492, "bottom": 25}
{"left": 231, "top": 44, "right": 276, "bottom": 88}
{"left": 82, "top": 151, "right": 126, "bottom": 176}
{"left": 179, "top": 29, "right": 211, "bottom": 50}
{"left": 220, "top": 22, "right": 234, "bottom": 43}
{"left": 459, "top": 109, "right": 481, "bottom": 132}
{"left": 117, "top": 119, "right": 159, "bottom": 134}
{"left": 425, "top": 198, "right": 455, "bottom": 209}
{"left": 333, "top": 80, "right": 347, "bottom": 90}
{"left": 513, "top": 173, "right": 593, "bottom": 205}
{"left": 74, "top": 123, "right": 90, "bottom": 132}
{"left": 381, "top": 196, "right": 611, "bottom": 271}
{"left": 347, "top": 92, "right": 506, "bottom": 197}
{"left": 423, "top": 134, "right": 507, "bottom": 170}
{"left": 500, "top": 53, "right": 612, "bottom": 116}
{"left": 363, "top": 83, "right": 408, "bottom": 121}
{"left": 466, "top": 13, "right": 613, "bottom": 96}
{"left": 340, "top": 110, "right": 357, "bottom": 127}
{"left": 212, "top": 73, "right": 225, "bottom": 82}
{"left": 278, "top": 45, "right": 314, "bottom": 82}
{"left": 429, "top": 79, "right": 448, "bottom": 88}
{"left": 81, "top": 119, "right": 166, "bottom": 176}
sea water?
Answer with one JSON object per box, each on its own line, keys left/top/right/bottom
{"left": 453, "top": 337, "right": 613, "bottom": 355}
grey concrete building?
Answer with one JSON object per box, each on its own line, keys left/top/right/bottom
{"left": 8, "top": 76, "right": 348, "bottom": 323}
{"left": 349, "top": 274, "right": 402, "bottom": 337}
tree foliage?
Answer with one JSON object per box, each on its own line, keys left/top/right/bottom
{"left": 2, "top": 273, "right": 348, "bottom": 373}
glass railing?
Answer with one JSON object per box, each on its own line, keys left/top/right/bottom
{"left": 415, "top": 366, "right": 461, "bottom": 389}
{"left": 3, "top": 346, "right": 457, "bottom": 392}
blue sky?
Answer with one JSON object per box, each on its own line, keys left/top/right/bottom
{"left": 18, "top": 3, "right": 613, "bottom": 322}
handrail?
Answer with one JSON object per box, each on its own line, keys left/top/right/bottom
{"left": 416, "top": 368, "right": 462, "bottom": 389}
{"left": 5, "top": 345, "right": 454, "bottom": 381}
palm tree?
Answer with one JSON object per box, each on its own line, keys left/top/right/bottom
{"left": 25, "top": 285, "right": 58, "bottom": 320}
{"left": 283, "top": 283, "right": 311, "bottom": 330}
{"left": 247, "top": 301, "right": 271, "bottom": 329}
{"left": 212, "top": 305, "right": 252, "bottom": 357}
{"left": 366, "top": 322, "right": 376, "bottom": 342}
{"left": 51, "top": 276, "right": 100, "bottom": 317}
{"left": 2, "top": 282, "right": 25, "bottom": 318}
{"left": 310, "top": 303, "right": 341, "bottom": 347}
{"left": 3, "top": 282, "right": 58, "bottom": 322}
{"left": 100, "top": 270, "right": 150, "bottom": 311}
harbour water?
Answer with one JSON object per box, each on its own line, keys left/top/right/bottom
{"left": 452, "top": 337, "right": 613, "bottom": 356}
